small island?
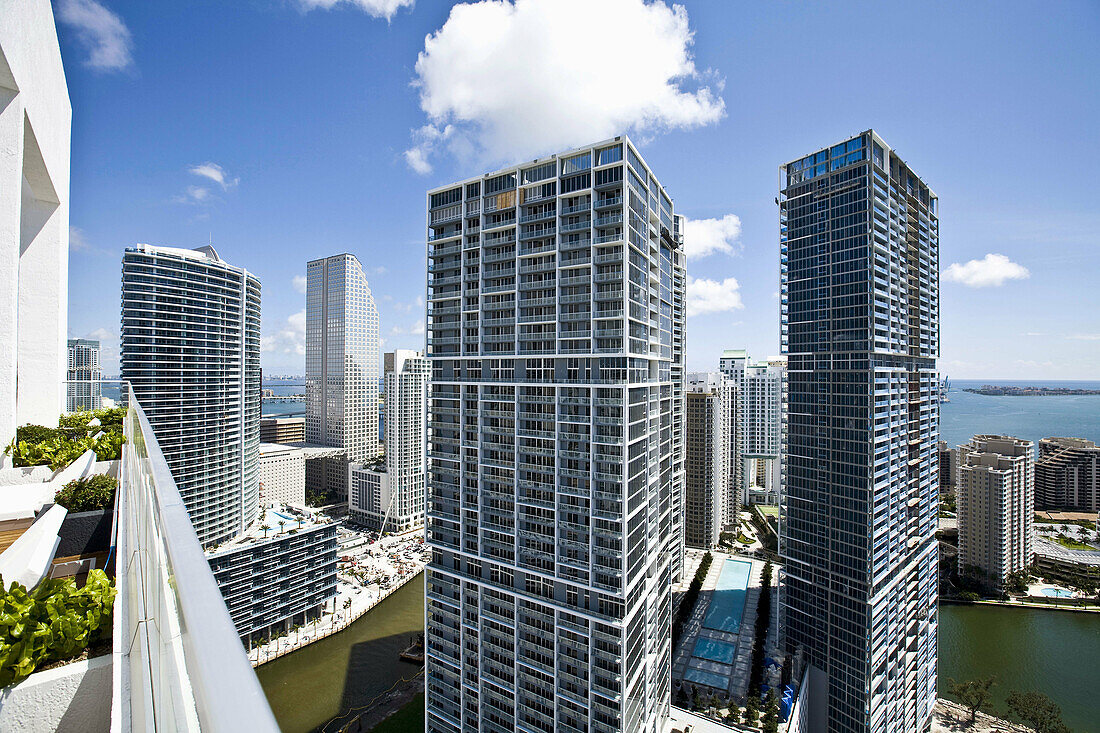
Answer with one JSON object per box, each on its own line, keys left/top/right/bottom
{"left": 964, "top": 385, "right": 1100, "bottom": 396}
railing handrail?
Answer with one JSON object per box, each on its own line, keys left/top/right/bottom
{"left": 114, "top": 383, "right": 279, "bottom": 732}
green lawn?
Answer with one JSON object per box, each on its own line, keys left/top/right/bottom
{"left": 1052, "top": 536, "right": 1097, "bottom": 551}
{"left": 369, "top": 693, "right": 424, "bottom": 733}
{"left": 756, "top": 505, "right": 779, "bottom": 518}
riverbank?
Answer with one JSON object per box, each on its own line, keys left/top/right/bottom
{"left": 256, "top": 574, "right": 425, "bottom": 733}
{"left": 940, "top": 597, "right": 1100, "bottom": 614}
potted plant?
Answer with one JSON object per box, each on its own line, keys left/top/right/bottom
{"left": 53, "top": 475, "right": 118, "bottom": 565}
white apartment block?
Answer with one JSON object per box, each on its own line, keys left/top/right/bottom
{"left": 957, "top": 435, "right": 1034, "bottom": 589}
{"left": 350, "top": 350, "right": 428, "bottom": 532}
{"left": 305, "top": 254, "right": 380, "bottom": 500}
{"left": 259, "top": 443, "right": 305, "bottom": 506}
{"left": 424, "top": 137, "right": 686, "bottom": 733}
{"left": 66, "top": 338, "right": 102, "bottom": 412}
{"left": 685, "top": 373, "right": 732, "bottom": 549}
{"left": 0, "top": 0, "right": 71, "bottom": 450}
{"left": 718, "top": 349, "right": 784, "bottom": 507}
{"left": 121, "top": 244, "right": 261, "bottom": 547}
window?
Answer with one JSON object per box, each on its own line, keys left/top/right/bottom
{"left": 522, "top": 162, "right": 555, "bottom": 185}
{"left": 486, "top": 172, "right": 516, "bottom": 195}
{"left": 561, "top": 172, "right": 591, "bottom": 194}
{"left": 596, "top": 144, "right": 622, "bottom": 165}
{"left": 561, "top": 152, "right": 591, "bottom": 175}
{"left": 430, "top": 187, "right": 461, "bottom": 209}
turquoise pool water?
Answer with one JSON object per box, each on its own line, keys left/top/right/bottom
{"left": 701, "top": 559, "right": 752, "bottom": 634}
{"left": 692, "top": 637, "right": 737, "bottom": 664}
{"left": 684, "top": 668, "right": 730, "bottom": 690}
{"left": 1041, "top": 588, "right": 1075, "bottom": 598}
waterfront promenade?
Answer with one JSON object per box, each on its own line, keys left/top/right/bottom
{"left": 249, "top": 529, "right": 428, "bottom": 666}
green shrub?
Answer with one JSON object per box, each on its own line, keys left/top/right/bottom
{"left": 0, "top": 570, "right": 116, "bottom": 686}
{"left": 55, "top": 474, "right": 118, "bottom": 512}
{"left": 5, "top": 411, "right": 126, "bottom": 470}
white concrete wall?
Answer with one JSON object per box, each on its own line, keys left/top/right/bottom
{"left": 259, "top": 444, "right": 305, "bottom": 506}
{"left": 0, "top": 654, "right": 111, "bottom": 732}
{"left": 0, "top": 0, "right": 71, "bottom": 449}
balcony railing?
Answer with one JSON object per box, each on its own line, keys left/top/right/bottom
{"left": 113, "top": 382, "right": 278, "bottom": 731}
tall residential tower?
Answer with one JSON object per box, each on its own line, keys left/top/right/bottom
{"left": 66, "top": 338, "right": 102, "bottom": 412}
{"left": 719, "top": 350, "right": 785, "bottom": 508}
{"left": 121, "top": 244, "right": 262, "bottom": 547}
{"left": 350, "top": 349, "right": 429, "bottom": 532}
{"left": 424, "top": 137, "right": 686, "bottom": 733}
{"left": 779, "top": 131, "right": 939, "bottom": 733}
{"left": 305, "top": 253, "right": 380, "bottom": 500}
{"left": 685, "top": 372, "right": 733, "bottom": 549}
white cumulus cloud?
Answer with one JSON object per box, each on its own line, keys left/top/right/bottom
{"left": 261, "top": 310, "right": 306, "bottom": 355}
{"left": 687, "top": 275, "right": 743, "bottom": 317}
{"left": 292, "top": 275, "right": 307, "bottom": 294}
{"left": 943, "top": 253, "right": 1029, "bottom": 288}
{"left": 297, "top": 0, "right": 414, "bottom": 20}
{"left": 405, "top": 0, "right": 725, "bottom": 173}
{"left": 189, "top": 162, "right": 238, "bottom": 190}
{"left": 683, "top": 214, "right": 742, "bottom": 259}
{"left": 57, "top": 0, "right": 134, "bottom": 71}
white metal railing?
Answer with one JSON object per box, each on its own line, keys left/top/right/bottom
{"left": 109, "top": 382, "right": 278, "bottom": 732}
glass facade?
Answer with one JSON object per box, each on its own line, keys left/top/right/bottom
{"left": 424, "top": 137, "right": 686, "bottom": 733}
{"left": 120, "top": 244, "right": 261, "bottom": 548}
{"left": 779, "top": 131, "right": 939, "bottom": 733}
{"left": 305, "top": 254, "right": 381, "bottom": 498}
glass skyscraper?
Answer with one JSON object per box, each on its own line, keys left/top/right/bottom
{"left": 424, "top": 137, "right": 686, "bottom": 733}
{"left": 305, "top": 253, "right": 380, "bottom": 499}
{"left": 121, "top": 244, "right": 261, "bottom": 547}
{"left": 779, "top": 131, "right": 939, "bottom": 732}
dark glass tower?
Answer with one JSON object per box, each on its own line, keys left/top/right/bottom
{"left": 779, "top": 131, "right": 939, "bottom": 732}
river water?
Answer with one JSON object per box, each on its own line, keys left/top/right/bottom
{"left": 255, "top": 575, "right": 424, "bottom": 733}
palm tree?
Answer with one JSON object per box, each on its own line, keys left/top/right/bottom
{"left": 259, "top": 523, "right": 271, "bottom": 538}
{"left": 278, "top": 519, "right": 287, "bottom": 535}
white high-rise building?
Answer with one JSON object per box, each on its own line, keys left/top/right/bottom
{"left": 305, "top": 254, "right": 380, "bottom": 500}
{"left": 424, "top": 137, "right": 686, "bottom": 733}
{"left": 66, "top": 338, "right": 102, "bottom": 412}
{"left": 719, "top": 350, "right": 784, "bottom": 507}
{"left": 957, "top": 435, "right": 1034, "bottom": 590}
{"left": 685, "top": 373, "right": 733, "bottom": 549}
{"left": 0, "top": 0, "right": 71, "bottom": 449}
{"left": 350, "top": 349, "right": 429, "bottom": 532}
{"left": 259, "top": 443, "right": 306, "bottom": 506}
{"left": 121, "top": 244, "right": 262, "bottom": 547}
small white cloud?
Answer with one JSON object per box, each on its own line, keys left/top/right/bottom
{"left": 261, "top": 310, "right": 306, "bottom": 355}
{"left": 395, "top": 295, "right": 425, "bottom": 313}
{"left": 57, "top": 0, "right": 134, "bottom": 72}
{"left": 69, "top": 226, "right": 91, "bottom": 252}
{"left": 189, "top": 162, "right": 238, "bottom": 190}
{"left": 391, "top": 319, "right": 426, "bottom": 335}
{"left": 943, "top": 253, "right": 1029, "bottom": 288}
{"left": 292, "top": 275, "right": 307, "bottom": 294}
{"left": 687, "top": 275, "right": 743, "bottom": 317}
{"left": 683, "top": 214, "right": 742, "bottom": 259}
{"left": 1067, "top": 333, "right": 1100, "bottom": 341}
{"left": 297, "top": 0, "right": 414, "bottom": 20}
{"left": 405, "top": 0, "right": 724, "bottom": 172}
{"left": 173, "top": 185, "right": 210, "bottom": 204}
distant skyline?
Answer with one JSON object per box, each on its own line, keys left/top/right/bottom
{"left": 56, "top": 0, "right": 1100, "bottom": 379}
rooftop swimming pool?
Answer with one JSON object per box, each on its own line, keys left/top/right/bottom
{"left": 701, "top": 559, "right": 752, "bottom": 634}
{"left": 692, "top": 637, "right": 737, "bottom": 665}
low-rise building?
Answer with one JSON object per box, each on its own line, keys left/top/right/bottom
{"left": 1033, "top": 537, "right": 1100, "bottom": 590}
{"left": 957, "top": 435, "right": 1034, "bottom": 589}
{"left": 207, "top": 505, "right": 338, "bottom": 644}
{"left": 1035, "top": 437, "right": 1099, "bottom": 513}
{"left": 259, "top": 443, "right": 305, "bottom": 506}
{"left": 260, "top": 416, "right": 305, "bottom": 444}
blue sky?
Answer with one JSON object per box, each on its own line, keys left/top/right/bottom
{"left": 56, "top": 0, "right": 1100, "bottom": 378}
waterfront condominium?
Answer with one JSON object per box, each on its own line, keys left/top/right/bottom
{"left": 1035, "top": 437, "right": 1100, "bottom": 513}
{"left": 956, "top": 435, "right": 1034, "bottom": 590}
{"left": 779, "top": 131, "right": 939, "bottom": 733}
{"left": 66, "top": 338, "right": 102, "bottom": 412}
{"left": 350, "top": 349, "right": 429, "bottom": 532}
{"left": 685, "top": 372, "right": 733, "bottom": 549}
{"left": 718, "top": 349, "right": 785, "bottom": 509}
{"left": 121, "top": 244, "right": 262, "bottom": 547}
{"left": 305, "top": 254, "right": 380, "bottom": 500}
{"left": 423, "top": 136, "right": 686, "bottom": 733}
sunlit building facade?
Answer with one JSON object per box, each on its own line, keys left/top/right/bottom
{"left": 424, "top": 137, "right": 686, "bottom": 733}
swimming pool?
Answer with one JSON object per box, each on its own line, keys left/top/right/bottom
{"left": 692, "top": 637, "right": 737, "bottom": 665}
{"left": 1041, "top": 588, "right": 1075, "bottom": 598}
{"left": 701, "top": 559, "right": 752, "bottom": 634}
{"left": 273, "top": 511, "right": 297, "bottom": 522}
{"left": 684, "top": 667, "right": 730, "bottom": 690}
